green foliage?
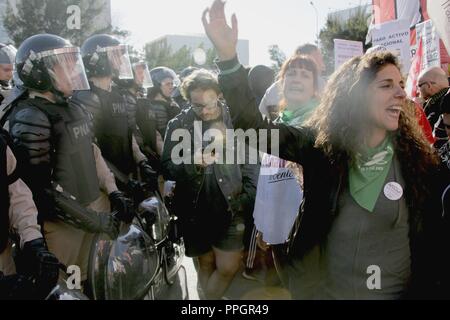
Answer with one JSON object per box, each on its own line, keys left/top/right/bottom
{"left": 2, "top": 0, "right": 129, "bottom": 46}
{"left": 319, "top": 7, "right": 372, "bottom": 75}
{"left": 268, "top": 44, "right": 286, "bottom": 74}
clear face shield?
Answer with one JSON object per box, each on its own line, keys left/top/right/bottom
{"left": 133, "top": 62, "right": 153, "bottom": 89}
{"left": 0, "top": 45, "right": 17, "bottom": 65}
{"left": 41, "top": 47, "right": 90, "bottom": 97}
{"left": 102, "top": 44, "right": 133, "bottom": 80}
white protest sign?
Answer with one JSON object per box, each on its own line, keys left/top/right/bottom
{"left": 427, "top": 0, "right": 450, "bottom": 54}
{"left": 415, "top": 19, "right": 441, "bottom": 69}
{"left": 372, "top": 19, "right": 411, "bottom": 73}
{"left": 334, "top": 39, "right": 364, "bottom": 70}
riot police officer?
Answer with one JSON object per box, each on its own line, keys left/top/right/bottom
{"left": 4, "top": 34, "right": 132, "bottom": 284}
{"left": 114, "top": 61, "right": 160, "bottom": 170}
{"left": 0, "top": 44, "right": 16, "bottom": 104}
{"left": 133, "top": 66, "right": 181, "bottom": 163}
{"left": 72, "top": 34, "right": 157, "bottom": 189}
{"left": 147, "top": 66, "right": 181, "bottom": 139}
{"left": 0, "top": 129, "right": 59, "bottom": 299}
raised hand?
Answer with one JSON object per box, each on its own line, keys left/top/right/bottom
{"left": 202, "top": 0, "right": 238, "bottom": 61}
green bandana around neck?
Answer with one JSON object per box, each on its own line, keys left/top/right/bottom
{"left": 279, "top": 98, "right": 319, "bottom": 126}
{"left": 349, "top": 137, "right": 394, "bottom": 213}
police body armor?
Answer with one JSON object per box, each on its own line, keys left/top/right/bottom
{"left": 72, "top": 85, "right": 134, "bottom": 176}
{"left": 149, "top": 99, "right": 180, "bottom": 138}
{"left": 135, "top": 98, "right": 161, "bottom": 172}
{"left": 9, "top": 97, "right": 100, "bottom": 213}
{"left": 114, "top": 87, "right": 157, "bottom": 169}
{"left": 115, "top": 87, "right": 138, "bottom": 133}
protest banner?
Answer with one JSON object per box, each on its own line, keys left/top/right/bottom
{"left": 334, "top": 39, "right": 364, "bottom": 70}
{"left": 372, "top": 19, "right": 411, "bottom": 73}
{"left": 415, "top": 19, "right": 441, "bottom": 69}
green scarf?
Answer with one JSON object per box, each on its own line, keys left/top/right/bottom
{"left": 279, "top": 98, "right": 319, "bottom": 126}
{"left": 349, "top": 137, "right": 394, "bottom": 213}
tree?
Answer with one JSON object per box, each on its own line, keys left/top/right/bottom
{"left": 268, "top": 44, "right": 286, "bottom": 74}
{"left": 3, "top": 0, "right": 129, "bottom": 46}
{"left": 144, "top": 39, "right": 217, "bottom": 72}
{"left": 319, "top": 6, "right": 372, "bottom": 75}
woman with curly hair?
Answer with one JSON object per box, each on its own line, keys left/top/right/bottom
{"left": 202, "top": 0, "right": 443, "bottom": 299}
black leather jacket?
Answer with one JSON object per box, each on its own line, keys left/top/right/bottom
{"left": 162, "top": 103, "right": 259, "bottom": 224}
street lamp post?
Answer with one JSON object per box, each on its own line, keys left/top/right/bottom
{"left": 310, "top": 1, "right": 319, "bottom": 45}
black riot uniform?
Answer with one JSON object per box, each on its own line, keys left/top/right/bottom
{"left": 115, "top": 61, "right": 161, "bottom": 171}
{"left": 74, "top": 35, "right": 136, "bottom": 175}
{"left": 4, "top": 33, "right": 133, "bottom": 240}
{"left": 74, "top": 34, "right": 157, "bottom": 188}
{"left": 72, "top": 86, "right": 135, "bottom": 176}
{"left": 113, "top": 60, "right": 151, "bottom": 134}
{"left": 3, "top": 34, "right": 134, "bottom": 286}
{"left": 136, "top": 98, "right": 160, "bottom": 164}
{"left": 6, "top": 35, "right": 102, "bottom": 218}
{"left": 9, "top": 98, "right": 101, "bottom": 217}
{"left": 147, "top": 67, "right": 181, "bottom": 139}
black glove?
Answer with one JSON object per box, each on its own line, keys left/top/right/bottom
{"left": 139, "top": 160, "right": 159, "bottom": 191}
{"left": 109, "top": 191, "right": 134, "bottom": 224}
{"left": 21, "top": 238, "right": 60, "bottom": 298}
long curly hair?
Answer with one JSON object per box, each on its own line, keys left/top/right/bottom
{"left": 305, "top": 51, "right": 439, "bottom": 226}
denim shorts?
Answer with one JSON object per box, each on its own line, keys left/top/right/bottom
{"left": 184, "top": 213, "right": 245, "bottom": 258}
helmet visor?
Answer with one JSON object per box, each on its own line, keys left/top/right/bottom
{"left": 106, "top": 45, "right": 133, "bottom": 80}
{"left": 0, "top": 45, "right": 16, "bottom": 65}
{"left": 42, "top": 47, "right": 90, "bottom": 96}
{"left": 133, "top": 62, "right": 153, "bottom": 89}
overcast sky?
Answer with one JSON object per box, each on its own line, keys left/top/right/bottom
{"left": 111, "top": 0, "right": 371, "bottom": 66}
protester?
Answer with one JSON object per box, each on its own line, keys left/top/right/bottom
{"left": 248, "top": 65, "right": 275, "bottom": 107}
{"left": 418, "top": 67, "right": 450, "bottom": 148}
{"left": 259, "top": 44, "right": 326, "bottom": 118}
{"left": 162, "top": 69, "right": 259, "bottom": 299}
{"left": 202, "top": 0, "right": 442, "bottom": 299}
{"left": 173, "top": 66, "right": 200, "bottom": 110}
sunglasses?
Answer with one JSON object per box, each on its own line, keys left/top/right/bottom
{"left": 192, "top": 100, "right": 219, "bottom": 112}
